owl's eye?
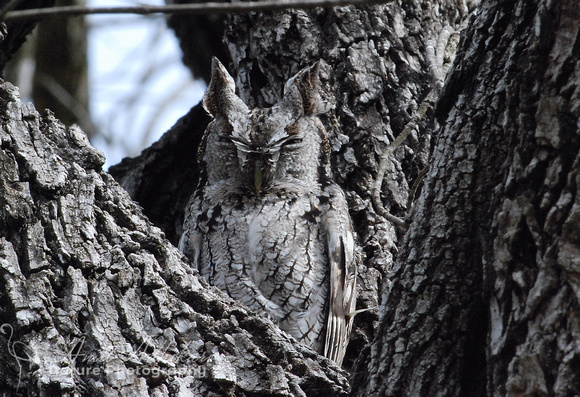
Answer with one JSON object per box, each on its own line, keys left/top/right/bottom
{"left": 218, "top": 136, "right": 231, "bottom": 143}
{"left": 284, "top": 137, "right": 303, "bottom": 146}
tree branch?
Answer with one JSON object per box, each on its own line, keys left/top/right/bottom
{"left": 0, "top": 0, "right": 23, "bottom": 21}
{"left": 371, "top": 26, "right": 455, "bottom": 228}
{"left": 3, "top": 0, "right": 394, "bottom": 22}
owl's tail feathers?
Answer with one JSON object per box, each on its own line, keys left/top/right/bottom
{"left": 324, "top": 313, "right": 349, "bottom": 365}
{"left": 324, "top": 226, "right": 357, "bottom": 365}
{"left": 324, "top": 298, "right": 364, "bottom": 365}
{"left": 324, "top": 272, "right": 357, "bottom": 366}
{"left": 324, "top": 306, "right": 377, "bottom": 364}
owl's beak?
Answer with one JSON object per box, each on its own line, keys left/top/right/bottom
{"left": 254, "top": 163, "right": 263, "bottom": 192}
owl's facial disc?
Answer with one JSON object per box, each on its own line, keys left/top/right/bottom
{"left": 230, "top": 139, "right": 276, "bottom": 193}
{"left": 226, "top": 106, "right": 304, "bottom": 193}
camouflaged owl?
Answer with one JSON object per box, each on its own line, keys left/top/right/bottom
{"left": 179, "top": 58, "right": 357, "bottom": 365}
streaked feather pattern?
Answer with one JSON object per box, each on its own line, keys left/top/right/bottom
{"left": 180, "top": 58, "right": 357, "bottom": 365}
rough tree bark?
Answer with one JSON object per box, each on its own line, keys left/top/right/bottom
{"left": 351, "top": 0, "right": 580, "bottom": 395}
{"left": 1, "top": 0, "right": 578, "bottom": 395}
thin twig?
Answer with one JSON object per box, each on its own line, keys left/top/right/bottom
{"left": 435, "top": 27, "right": 454, "bottom": 78}
{"left": 406, "top": 164, "right": 429, "bottom": 211}
{"left": 371, "top": 88, "right": 437, "bottom": 227}
{"left": 3, "top": 0, "right": 394, "bottom": 22}
{"left": 0, "top": 0, "right": 22, "bottom": 21}
{"left": 426, "top": 25, "right": 454, "bottom": 89}
{"left": 372, "top": 25, "right": 454, "bottom": 227}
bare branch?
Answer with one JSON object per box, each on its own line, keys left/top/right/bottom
{"left": 0, "top": 0, "right": 23, "bottom": 21}
{"left": 3, "top": 0, "right": 394, "bottom": 22}
{"left": 372, "top": 26, "right": 455, "bottom": 227}
{"left": 406, "top": 163, "right": 429, "bottom": 210}
{"left": 370, "top": 89, "right": 437, "bottom": 228}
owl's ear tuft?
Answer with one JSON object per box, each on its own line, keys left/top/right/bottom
{"left": 283, "top": 60, "right": 334, "bottom": 116}
{"left": 203, "top": 57, "right": 249, "bottom": 121}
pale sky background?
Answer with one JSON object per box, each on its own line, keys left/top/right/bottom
{"left": 88, "top": 0, "right": 205, "bottom": 168}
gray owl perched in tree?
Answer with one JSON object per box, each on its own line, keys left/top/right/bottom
{"left": 179, "top": 58, "right": 357, "bottom": 365}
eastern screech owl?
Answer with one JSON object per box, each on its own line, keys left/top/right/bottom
{"left": 179, "top": 58, "right": 357, "bottom": 365}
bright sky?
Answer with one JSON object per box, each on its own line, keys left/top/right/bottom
{"left": 87, "top": 0, "right": 205, "bottom": 168}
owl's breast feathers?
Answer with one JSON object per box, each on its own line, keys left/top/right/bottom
{"left": 184, "top": 181, "right": 355, "bottom": 364}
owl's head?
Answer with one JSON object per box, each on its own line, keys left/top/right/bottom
{"left": 200, "top": 58, "right": 333, "bottom": 194}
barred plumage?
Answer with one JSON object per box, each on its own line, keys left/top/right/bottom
{"left": 179, "top": 58, "right": 357, "bottom": 364}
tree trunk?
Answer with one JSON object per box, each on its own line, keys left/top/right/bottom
{"left": 0, "top": 0, "right": 56, "bottom": 73}
{"left": 351, "top": 0, "right": 580, "bottom": 395}
{"left": 166, "top": 0, "right": 230, "bottom": 84}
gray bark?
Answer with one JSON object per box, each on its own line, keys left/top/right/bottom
{"left": 351, "top": 0, "right": 580, "bottom": 395}
{"left": 0, "top": 82, "right": 348, "bottom": 396}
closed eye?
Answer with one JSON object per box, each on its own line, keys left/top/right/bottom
{"left": 284, "top": 137, "right": 303, "bottom": 146}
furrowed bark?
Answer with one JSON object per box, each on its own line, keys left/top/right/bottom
{"left": 352, "top": 0, "right": 580, "bottom": 395}
{"left": 6, "top": 0, "right": 576, "bottom": 395}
